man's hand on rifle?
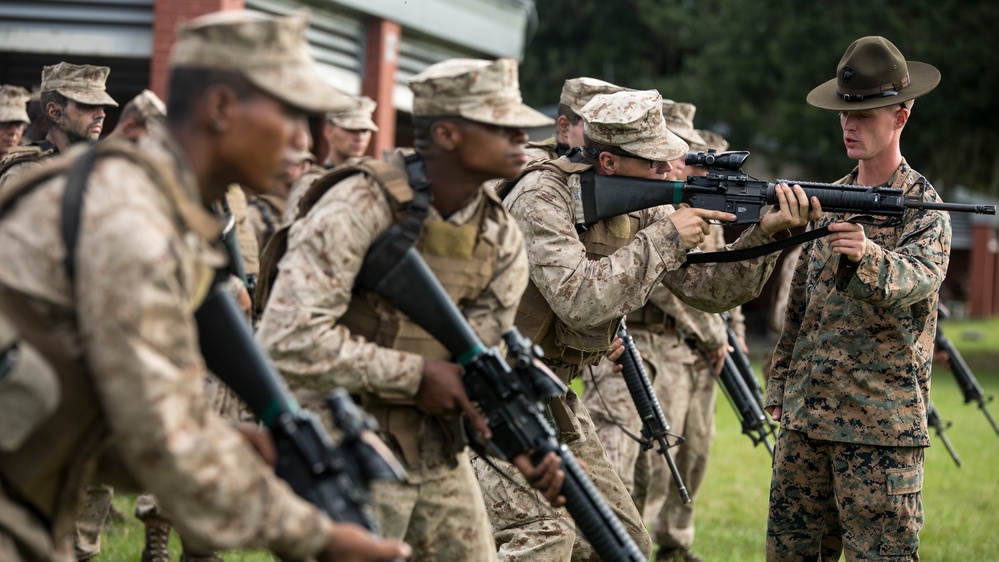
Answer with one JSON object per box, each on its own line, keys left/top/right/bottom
{"left": 318, "top": 523, "right": 412, "bottom": 562}
{"left": 759, "top": 183, "right": 822, "bottom": 235}
{"left": 512, "top": 451, "right": 567, "bottom": 507}
{"left": 668, "top": 207, "right": 737, "bottom": 249}
{"left": 697, "top": 345, "right": 729, "bottom": 376}
{"left": 604, "top": 337, "right": 625, "bottom": 372}
{"left": 827, "top": 221, "right": 866, "bottom": 263}
{"left": 417, "top": 359, "right": 492, "bottom": 440}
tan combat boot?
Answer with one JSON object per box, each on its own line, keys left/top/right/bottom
{"left": 140, "top": 519, "right": 172, "bottom": 562}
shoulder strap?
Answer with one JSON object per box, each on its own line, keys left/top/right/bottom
{"left": 494, "top": 156, "right": 592, "bottom": 201}
{"left": 60, "top": 146, "right": 101, "bottom": 280}
{"left": 255, "top": 153, "right": 432, "bottom": 315}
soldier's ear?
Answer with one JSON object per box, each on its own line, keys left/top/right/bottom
{"left": 430, "top": 119, "right": 460, "bottom": 151}
{"left": 556, "top": 115, "right": 571, "bottom": 137}
{"left": 46, "top": 102, "right": 63, "bottom": 122}
{"left": 202, "top": 83, "right": 239, "bottom": 134}
{"left": 598, "top": 151, "right": 618, "bottom": 175}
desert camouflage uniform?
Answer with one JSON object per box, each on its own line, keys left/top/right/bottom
{"left": 0, "top": 126, "right": 334, "bottom": 562}
{"left": 766, "top": 161, "right": 951, "bottom": 561}
{"left": 257, "top": 154, "right": 526, "bottom": 560}
{"left": 282, "top": 164, "right": 328, "bottom": 224}
{"left": 523, "top": 136, "right": 566, "bottom": 162}
{"left": 246, "top": 193, "right": 286, "bottom": 252}
{"left": 581, "top": 225, "right": 744, "bottom": 555}
{"left": 489, "top": 91, "right": 789, "bottom": 560}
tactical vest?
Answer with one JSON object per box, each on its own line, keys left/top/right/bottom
{"left": 0, "top": 141, "right": 218, "bottom": 543}
{"left": 502, "top": 158, "right": 644, "bottom": 376}
{"left": 258, "top": 154, "right": 503, "bottom": 469}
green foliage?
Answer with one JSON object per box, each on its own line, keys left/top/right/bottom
{"left": 521, "top": 0, "right": 999, "bottom": 197}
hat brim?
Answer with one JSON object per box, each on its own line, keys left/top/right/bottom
{"left": 245, "top": 65, "right": 354, "bottom": 115}
{"left": 806, "top": 61, "right": 940, "bottom": 111}
{"left": 0, "top": 107, "right": 29, "bottom": 124}
{"left": 461, "top": 102, "right": 554, "bottom": 129}
{"left": 674, "top": 127, "right": 708, "bottom": 150}
{"left": 331, "top": 116, "right": 379, "bottom": 132}
{"left": 621, "top": 128, "right": 689, "bottom": 163}
{"left": 58, "top": 89, "right": 118, "bottom": 108}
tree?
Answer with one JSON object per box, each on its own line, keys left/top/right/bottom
{"left": 520, "top": 0, "right": 999, "bottom": 197}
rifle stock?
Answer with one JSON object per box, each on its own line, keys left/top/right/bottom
{"left": 355, "top": 228, "right": 647, "bottom": 562}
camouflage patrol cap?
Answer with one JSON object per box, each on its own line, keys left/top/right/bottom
{"left": 409, "top": 58, "right": 552, "bottom": 128}
{"left": 0, "top": 85, "right": 31, "bottom": 124}
{"left": 696, "top": 129, "right": 729, "bottom": 152}
{"left": 128, "top": 89, "right": 167, "bottom": 125}
{"left": 581, "top": 89, "right": 687, "bottom": 162}
{"left": 559, "top": 77, "right": 628, "bottom": 115}
{"left": 170, "top": 10, "right": 353, "bottom": 114}
{"left": 40, "top": 63, "right": 118, "bottom": 107}
{"left": 327, "top": 95, "right": 379, "bottom": 131}
{"left": 661, "top": 100, "right": 708, "bottom": 151}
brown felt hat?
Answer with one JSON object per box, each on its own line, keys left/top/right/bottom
{"left": 807, "top": 36, "right": 939, "bottom": 111}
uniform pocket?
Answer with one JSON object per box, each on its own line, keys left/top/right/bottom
{"left": 879, "top": 463, "right": 923, "bottom": 556}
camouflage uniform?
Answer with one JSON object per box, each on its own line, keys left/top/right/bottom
{"left": 0, "top": 63, "right": 119, "bottom": 562}
{"left": 246, "top": 192, "right": 287, "bottom": 251}
{"left": 0, "top": 85, "right": 31, "bottom": 160}
{"left": 257, "top": 58, "right": 551, "bottom": 562}
{"left": 0, "top": 11, "right": 351, "bottom": 562}
{"left": 767, "top": 36, "right": 951, "bottom": 562}
{"left": 522, "top": 136, "right": 563, "bottom": 162}
{"left": 489, "top": 90, "right": 790, "bottom": 561}
{"left": 0, "top": 64, "right": 118, "bottom": 198}
{"left": 283, "top": 96, "right": 379, "bottom": 225}
{"left": 282, "top": 163, "right": 326, "bottom": 224}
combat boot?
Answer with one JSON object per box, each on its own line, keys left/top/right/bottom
{"left": 140, "top": 519, "right": 171, "bottom": 562}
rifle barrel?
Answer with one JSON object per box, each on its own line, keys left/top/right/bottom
{"left": 906, "top": 200, "right": 997, "bottom": 214}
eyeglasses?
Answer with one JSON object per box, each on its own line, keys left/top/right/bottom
{"left": 584, "top": 145, "right": 665, "bottom": 169}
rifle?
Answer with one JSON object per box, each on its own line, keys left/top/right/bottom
{"left": 354, "top": 228, "right": 647, "bottom": 562}
{"left": 935, "top": 305, "right": 999, "bottom": 437}
{"left": 577, "top": 150, "right": 996, "bottom": 228}
{"left": 615, "top": 322, "right": 690, "bottom": 503}
{"left": 194, "top": 285, "right": 406, "bottom": 542}
{"left": 926, "top": 400, "right": 961, "bottom": 467}
{"left": 717, "top": 316, "right": 777, "bottom": 455}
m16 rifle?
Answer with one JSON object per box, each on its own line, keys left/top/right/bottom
{"left": 576, "top": 150, "right": 995, "bottom": 263}
{"left": 926, "top": 400, "right": 961, "bottom": 467}
{"left": 195, "top": 285, "right": 406, "bottom": 541}
{"left": 935, "top": 304, "right": 999, "bottom": 437}
{"left": 717, "top": 314, "right": 777, "bottom": 455}
{"left": 353, "top": 227, "right": 648, "bottom": 562}
{"left": 615, "top": 322, "right": 689, "bottom": 503}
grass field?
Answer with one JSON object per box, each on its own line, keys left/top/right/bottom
{"left": 96, "top": 317, "right": 999, "bottom": 561}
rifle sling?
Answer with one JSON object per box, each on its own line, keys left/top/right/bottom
{"left": 60, "top": 145, "right": 101, "bottom": 281}
{"left": 355, "top": 154, "right": 432, "bottom": 287}
{"left": 683, "top": 225, "right": 832, "bottom": 265}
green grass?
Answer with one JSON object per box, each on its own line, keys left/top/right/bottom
{"left": 692, "top": 316, "right": 999, "bottom": 562}
{"left": 95, "top": 319, "right": 999, "bottom": 561}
